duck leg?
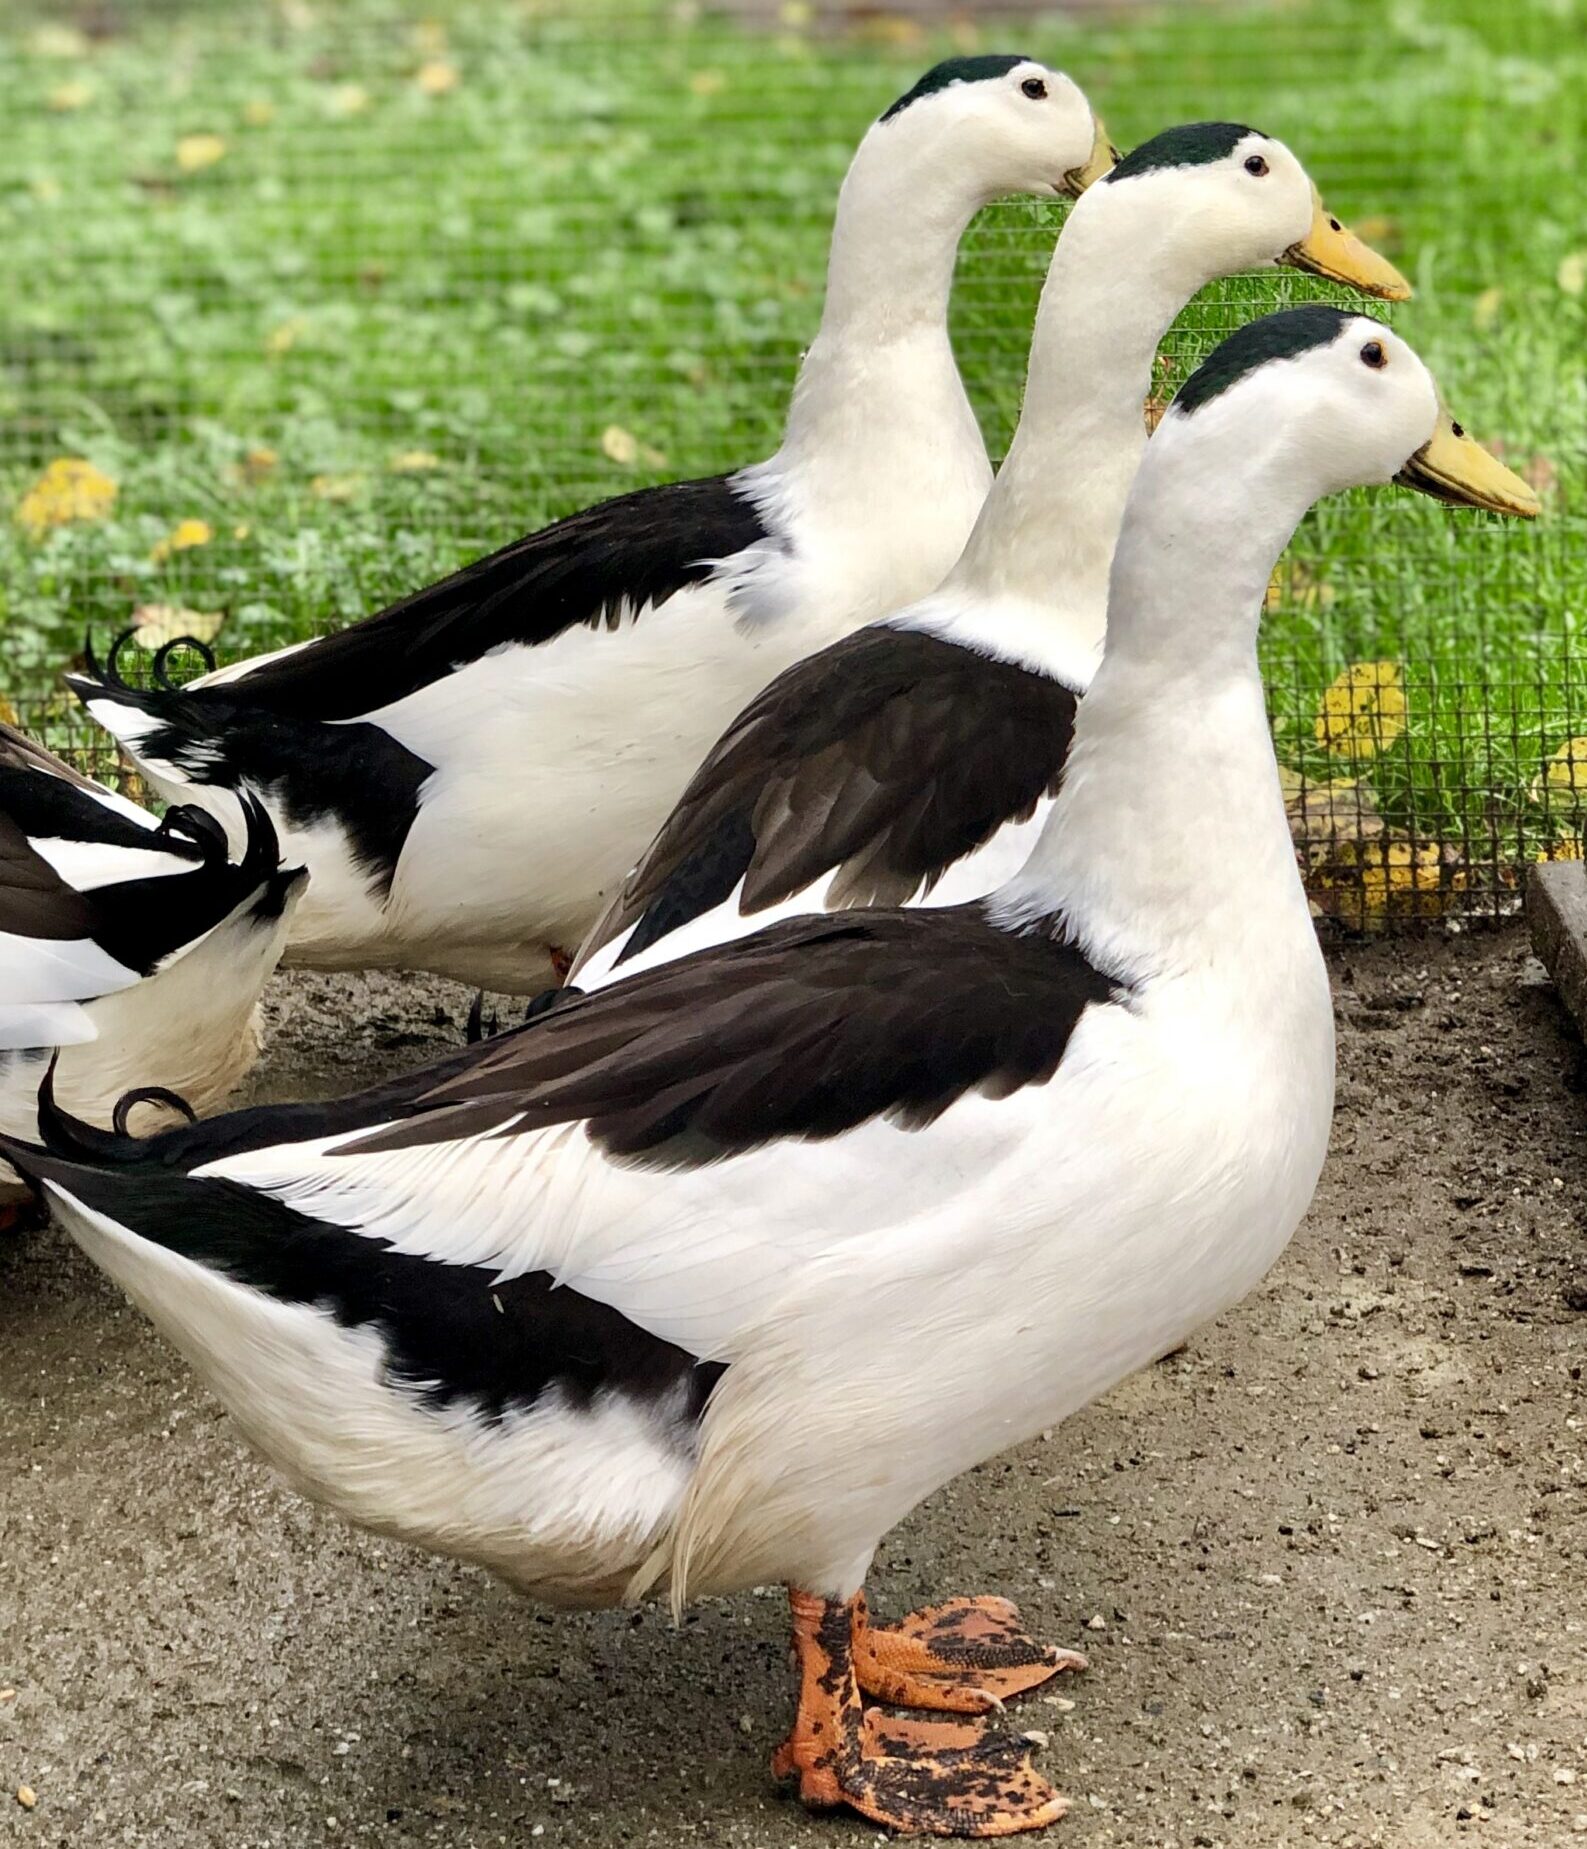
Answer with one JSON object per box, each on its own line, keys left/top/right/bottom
{"left": 773, "top": 1588, "right": 1069, "bottom": 1837}
{"left": 854, "top": 1589, "right": 1086, "bottom": 1713}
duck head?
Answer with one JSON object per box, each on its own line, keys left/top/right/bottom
{"left": 871, "top": 55, "right": 1113, "bottom": 207}
{"left": 1162, "top": 305, "right": 1539, "bottom": 517}
{"left": 1087, "top": 122, "right": 1410, "bottom": 301}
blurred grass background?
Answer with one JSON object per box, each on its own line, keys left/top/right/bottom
{"left": 0, "top": 0, "right": 1583, "bottom": 924}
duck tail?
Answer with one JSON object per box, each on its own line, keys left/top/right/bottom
{"left": 33, "top": 1057, "right": 154, "bottom": 1168}
{"left": 68, "top": 630, "right": 229, "bottom": 792}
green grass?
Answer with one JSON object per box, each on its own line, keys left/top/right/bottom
{"left": 1, "top": 0, "right": 1584, "bottom": 914}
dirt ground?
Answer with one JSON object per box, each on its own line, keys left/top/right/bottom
{"left": 2, "top": 923, "right": 1585, "bottom": 1848}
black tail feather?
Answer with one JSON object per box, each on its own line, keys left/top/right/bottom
{"left": 111, "top": 1086, "right": 199, "bottom": 1138}
{"left": 105, "top": 627, "right": 142, "bottom": 691}
{"left": 152, "top": 633, "right": 219, "bottom": 691}
{"left": 35, "top": 1059, "right": 149, "bottom": 1166}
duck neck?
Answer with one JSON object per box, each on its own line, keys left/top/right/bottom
{"left": 943, "top": 195, "right": 1188, "bottom": 659}
{"left": 772, "top": 139, "right": 988, "bottom": 488}
{"left": 1002, "top": 416, "right": 1319, "bottom": 975}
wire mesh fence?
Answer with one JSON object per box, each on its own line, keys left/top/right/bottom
{"left": 1, "top": 0, "right": 1582, "bottom": 927}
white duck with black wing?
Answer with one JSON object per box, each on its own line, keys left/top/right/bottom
{"left": 69, "top": 56, "right": 1112, "bottom": 994}
{"left": 575, "top": 122, "right": 1416, "bottom": 987}
{"left": 0, "top": 725, "right": 303, "bottom": 1204}
{"left": 5, "top": 312, "right": 1536, "bottom": 1835}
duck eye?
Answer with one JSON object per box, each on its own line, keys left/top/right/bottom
{"left": 1360, "top": 340, "right": 1387, "bottom": 369}
{"left": 1021, "top": 77, "right": 1047, "bottom": 100}
{"left": 1452, "top": 421, "right": 1465, "bottom": 438}
{"left": 1244, "top": 154, "right": 1269, "bottom": 177}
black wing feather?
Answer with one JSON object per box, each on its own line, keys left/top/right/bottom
{"left": 190, "top": 473, "right": 770, "bottom": 723}
{"left": 587, "top": 625, "right": 1078, "bottom": 970}
{"left": 354, "top": 905, "right": 1116, "bottom": 1166}
{"left": 24, "top": 906, "right": 1115, "bottom": 1177}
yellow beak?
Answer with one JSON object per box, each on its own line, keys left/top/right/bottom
{"left": 1283, "top": 188, "right": 1412, "bottom": 301}
{"left": 1394, "top": 409, "right": 1540, "bottom": 518}
{"left": 1061, "top": 115, "right": 1118, "bottom": 198}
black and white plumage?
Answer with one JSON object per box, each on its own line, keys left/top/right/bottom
{"left": 576, "top": 124, "right": 1412, "bottom": 987}
{"left": 2, "top": 316, "right": 1537, "bottom": 1825}
{"left": 582, "top": 627, "right": 1078, "bottom": 979}
{"left": 0, "top": 724, "right": 303, "bottom": 1199}
{"left": 70, "top": 59, "right": 1112, "bottom": 995}
{"left": 11, "top": 900, "right": 1114, "bottom": 1602}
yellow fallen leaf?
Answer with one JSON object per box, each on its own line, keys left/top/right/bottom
{"left": 1353, "top": 215, "right": 1400, "bottom": 248}
{"left": 0, "top": 696, "right": 18, "bottom": 727}
{"left": 242, "top": 99, "right": 277, "bottom": 127}
{"left": 853, "top": 13, "right": 928, "bottom": 48}
{"left": 1346, "top": 216, "right": 1398, "bottom": 245}
{"left": 233, "top": 523, "right": 251, "bottom": 540}
{"left": 129, "top": 605, "right": 225, "bottom": 650}
{"left": 416, "top": 60, "right": 459, "bottom": 96}
{"left": 48, "top": 80, "right": 93, "bottom": 112}
{"left": 601, "top": 425, "right": 640, "bottom": 465}
{"left": 16, "top": 458, "right": 117, "bottom": 537}
{"left": 1285, "top": 774, "right": 1384, "bottom": 865}
{"left": 1266, "top": 560, "right": 1335, "bottom": 614}
{"left": 689, "top": 70, "right": 726, "bottom": 98}
{"left": 1309, "top": 836, "right": 1464, "bottom": 932}
{"left": 150, "top": 518, "right": 214, "bottom": 563}
{"left": 15, "top": 1785, "right": 37, "bottom": 1810}
{"left": 389, "top": 449, "right": 441, "bottom": 472}
{"left": 1531, "top": 736, "right": 1587, "bottom": 804}
{"left": 1558, "top": 251, "right": 1587, "bottom": 297}
{"left": 310, "top": 473, "right": 365, "bottom": 501}
{"left": 265, "top": 317, "right": 307, "bottom": 355}
{"left": 241, "top": 446, "right": 279, "bottom": 482}
{"left": 328, "top": 82, "right": 370, "bottom": 117}
{"left": 1538, "top": 832, "right": 1583, "bottom": 863}
{"left": 1472, "top": 286, "right": 1504, "bottom": 332}
{"left": 29, "top": 24, "right": 90, "bottom": 56}
{"left": 1315, "top": 660, "right": 1407, "bottom": 760}
{"left": 176, "top": 134, "right": 227, "bottom": 173}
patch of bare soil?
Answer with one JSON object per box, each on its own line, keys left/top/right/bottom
{"left": 2, "top": 926, "right": 1584, "bottom": 1846}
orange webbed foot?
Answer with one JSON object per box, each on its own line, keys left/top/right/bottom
{"left": 854, "top": 1590, "right": 1087, "bottom": 1714}
{"left": 775, "top": 1589, "right": 1070, "bottom": 1838}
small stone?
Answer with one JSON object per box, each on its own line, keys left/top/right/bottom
{"left": 15, "top": 1787, "right": 36, "bottom": 1810}
{"left": 0, "top": 1690, "right": 15, "bottom": 1704}
{"left": 738, "top": 1714, "right": 753, "bottom": 1735}
{"left": 1021, "top": 1729, "right": 1050, "bottom": 1749}
{"left": 1086, "top": 1614, "right": 1107, "bottom": 1632}
{"left": 1558, "top": 1769, "right": 1578, "bottom": 1785}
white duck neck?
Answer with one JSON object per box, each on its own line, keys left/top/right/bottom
{"left": 771, "top": 137, "right": 988, "bottom": 479}
{"left": 1000, "top": 410, "right": 1318, "bottom": 973}
{"left": 942, "top": 189, "right": 1189, "bottom": 655}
